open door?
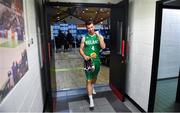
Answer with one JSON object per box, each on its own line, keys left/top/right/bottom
{"left": 110, "top": 0, "right": 128, "bottom": 101}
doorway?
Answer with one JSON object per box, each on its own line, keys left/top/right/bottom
{"left": 149, "top": 0, "right": 180, "bottom": 112}
{"left": 47, "top": 1, "right": 128, "bottom": 98}
{"left": 44, "top": 1, "right": 129, "bottom": 112}
{"left": 46, "top": 4, "right": 111, "bottom": 92}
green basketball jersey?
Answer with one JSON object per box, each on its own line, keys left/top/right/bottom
{"left": 83, "top": 34, "right": 101, "bottom": 61}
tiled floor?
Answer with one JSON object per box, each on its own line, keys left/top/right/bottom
{"left": 68, "top": 98, "right": 116, "bottom": 113}
{"left": 51, "top": 49, "right": 109, "bottom": 90}
{"left": 55, "top": 86, "right": 131, "bottom": 113}
{"left": 154, "top": 78, "right": 180, "bottom": 112}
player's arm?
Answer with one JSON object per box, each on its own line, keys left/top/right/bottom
{"left": 95, "top": 31, "right": 106, "bottom": 49}
{"left": 79, "top": 37, "right": 90, "bottom": 61}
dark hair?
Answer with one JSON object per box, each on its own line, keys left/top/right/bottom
{"left": 85, "top": 21, "right": 94, "bottom": 26}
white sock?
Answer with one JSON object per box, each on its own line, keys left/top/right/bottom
{"left": 89, "top": 95, "right": 94, "bottom": 107}
{"left": 92, "top": 84, "right": 96, "bottom": 94}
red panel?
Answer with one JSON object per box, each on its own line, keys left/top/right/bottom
{"left": 110, "top": 83, "right": 125, "bottom": 101}
{"left": 48, "top": 43, "right": 51, "bottom": 62}
{"left": 122, "top": 40, "right": 125, "bottom": 57}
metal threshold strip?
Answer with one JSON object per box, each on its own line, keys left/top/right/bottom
{"left": 51, "top": 67, "right": 83, "bottom": 72}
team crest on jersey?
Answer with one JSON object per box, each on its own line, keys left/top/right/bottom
{"left": 85, "top": 40, "right": 99, "bottom": 45}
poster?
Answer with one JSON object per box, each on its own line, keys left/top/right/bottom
{"left": 0, "top": 0, "right": 28, "bottom": 103}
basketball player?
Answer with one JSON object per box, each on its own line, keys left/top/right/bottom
{"left": 79, "top": 21, "right": 106, "bottom": 109}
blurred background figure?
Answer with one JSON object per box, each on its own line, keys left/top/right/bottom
{"left": 66, "top": 30, "right": 73, "bottom": 51}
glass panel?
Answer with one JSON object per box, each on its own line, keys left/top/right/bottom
{"left": 116, "top": 20, "right": 123, "bottom": 55}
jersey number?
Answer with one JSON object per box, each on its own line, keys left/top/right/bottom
{"left": 91, "top": 46, "right": 95, "bottom": 51}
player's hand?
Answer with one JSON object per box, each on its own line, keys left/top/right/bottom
{"left": 84, "top": 55, "right": 91, "bottom": 61}
{"left": 95, "top": 31, "right": 100, "bottom": 37}
{"left": 95, "top": 31, "right": 102, "bottom": 41}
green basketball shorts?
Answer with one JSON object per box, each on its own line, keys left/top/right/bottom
{"left": 84, "top": 60, "right": 101, "bottom": 80}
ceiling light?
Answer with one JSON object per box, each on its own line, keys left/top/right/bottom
{"left": 82, "top": 11, "right": 85, "bottom": 13}
{"left": 85, "top": 8, "right": 88, "bottom": 10}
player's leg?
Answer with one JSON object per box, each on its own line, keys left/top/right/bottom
{"left": 92, "top": 77, "right": 97, "bottom": 94}
{"left": 92, "top": 61, "right": 101, "bottom": 94}
{"left": 85, "top": 72, "right": 94, "bottom": 108}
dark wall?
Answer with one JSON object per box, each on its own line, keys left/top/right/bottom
{"left": 34, "top": 0, "right": 53, "bottom": 111}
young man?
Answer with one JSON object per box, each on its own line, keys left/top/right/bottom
{"left": 79, "top": 21, "right": 105, "bottom": 108}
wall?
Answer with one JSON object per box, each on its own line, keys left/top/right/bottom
{"left": 158, "top": 9, "right": 180, "bottom": 79}
{"left": 0, "top": 0, "right": 43, "bottom": 112}
{"left": 127, "top": 0, "right": 157, "bottom": 111}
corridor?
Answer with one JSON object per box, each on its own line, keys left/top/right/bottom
{"left": 0, "top": 0, "right": 180, "bottom": 112}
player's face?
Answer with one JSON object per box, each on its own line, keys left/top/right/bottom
{"left": 86, "top": 23, "right": 95, "bottom": 35}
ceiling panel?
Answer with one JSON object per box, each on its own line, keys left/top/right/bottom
{"left": 48, "top": 0, "right": 122, "bottom": 4}
{"left": 48, "top": 6, "right": 110, "bottom": 24}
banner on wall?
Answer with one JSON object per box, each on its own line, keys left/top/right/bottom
{"left": 0, "top": 0, "right": 29, "bottom": 103}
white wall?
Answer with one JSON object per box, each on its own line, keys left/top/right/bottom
{"left": 126, "top": 0, "right": 157, "bottom": 111}
{"left": 0, "top": 0, "right": 43, "bottom": 112}
{"left": 158, "top": 9, "right": 180, "bottom": 79}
